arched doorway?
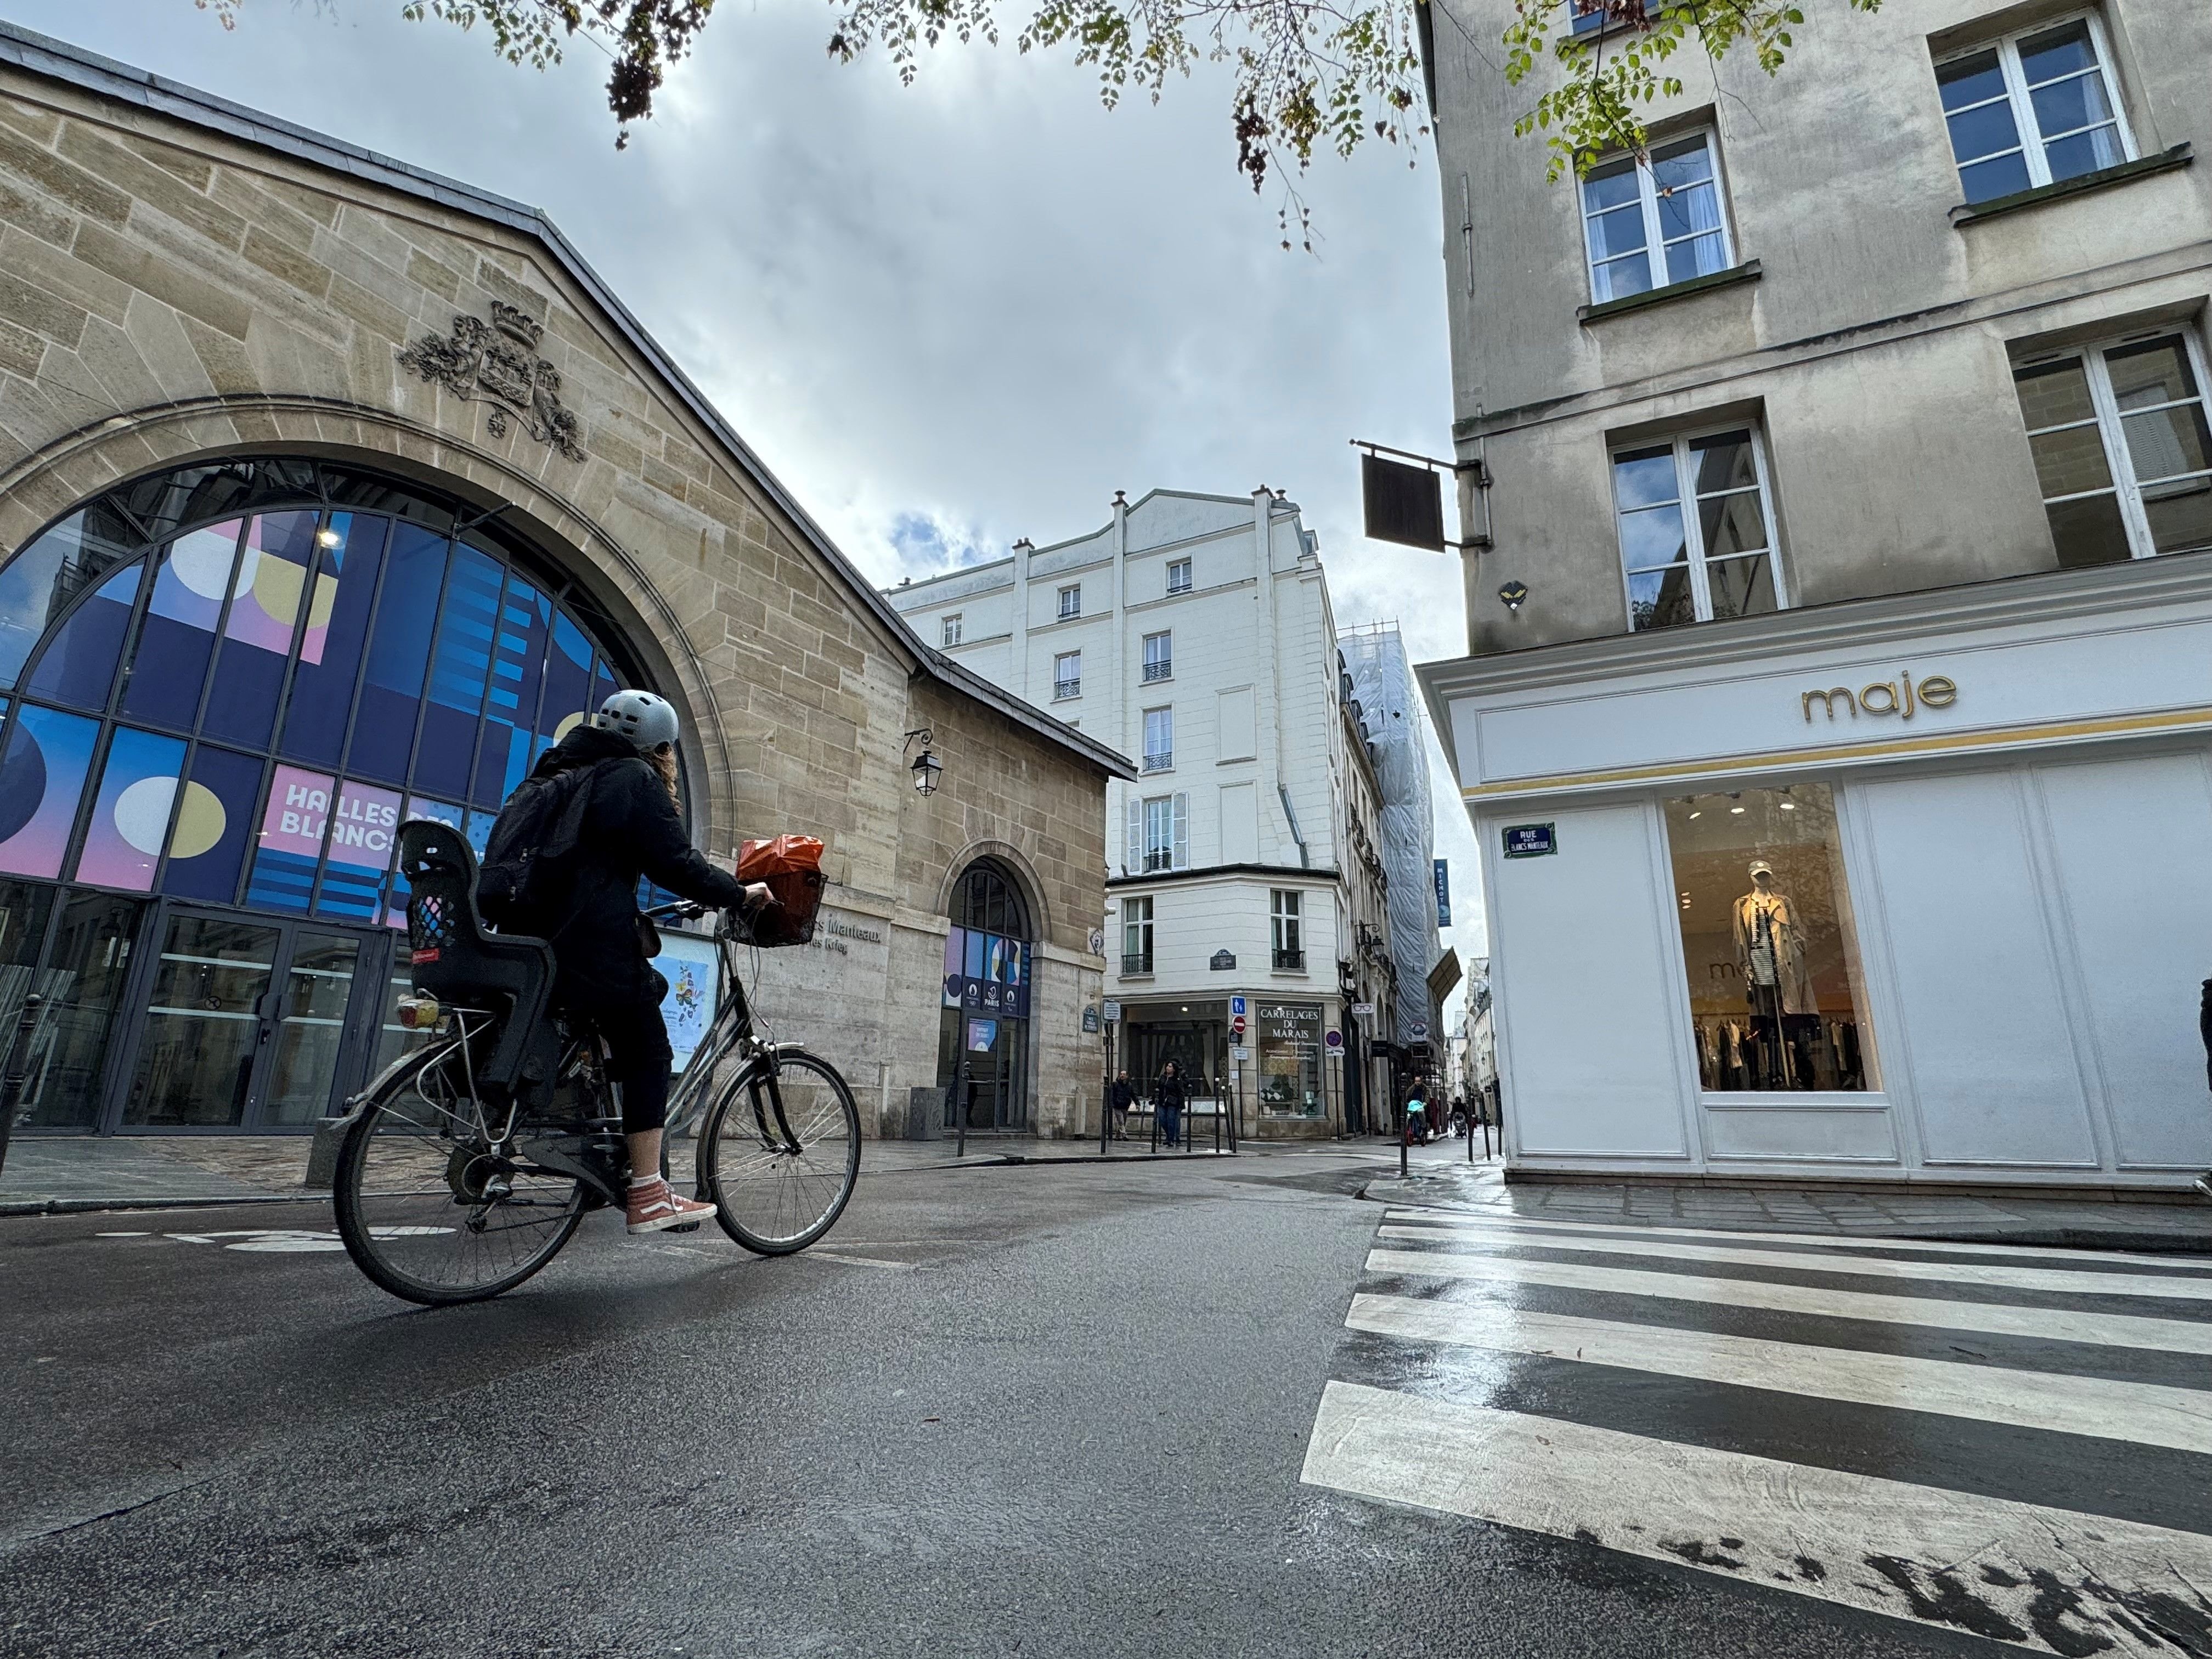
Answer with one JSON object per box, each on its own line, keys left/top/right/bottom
{"left": 935, "top": 858, "right": 1034, "bottom": 1132}
{"left": 0, "top": 454, "right": 661, "bottom": 1133}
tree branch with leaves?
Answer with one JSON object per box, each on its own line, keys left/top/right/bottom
{"left": 191, "top": 0, "right": 1876, "bottom": 190}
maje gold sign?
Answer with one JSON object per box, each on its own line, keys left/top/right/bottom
{"left": 1801, "top": 671, "right": 1957, "bottom": 724}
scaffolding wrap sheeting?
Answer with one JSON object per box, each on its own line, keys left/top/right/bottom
{"left": 1340, "top": 624, "right": 1442, "bottom": 1049}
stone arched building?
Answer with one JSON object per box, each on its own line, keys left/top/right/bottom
{"left": 0, "top": 24, "right": 1127, "bottom": 1141}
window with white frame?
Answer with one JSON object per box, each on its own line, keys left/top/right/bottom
{"left": 1611, "top": 427, "right": 1783, "bottom": 631}
{"left": 1165, "top": 558, "right": 1192, "bottom": 595}
{"left": 1142, "top": 631, "right": 1172, "bottom": 682}
{"left": 1052, "top": 650, "right": 1081, "bottom": 700}
{"left": 1122, "top": 895, "right": 1154, "bottom": 974}
{"left": 1057, "top": 583, "right": 1081, "bottom": 620}
{"left": 1127, "top": 794, "right": 1187, "bottom": 874}
{"left": 941, "top": 613, "right": 962, "bottom": 647}
{"left": 1937, "top": 16, "right": 2132, "bottom": 205}
{"left": 1142, "top": 706, "right": 1173, "bottom": 772}
{"left": 1579, "top": 132, "right": 1733, "bottom": 305}
{"left": 1568, "top": 0, "right": 1604, "bottom": 33}
{"left": 1271, "top": 889, "right": 1304, "bottom": 970}
{"left": 2013, "top": 331, "right": 2212, "bottom": 567}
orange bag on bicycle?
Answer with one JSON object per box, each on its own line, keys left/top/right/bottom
{"left": 735, "top": 834, "right": 827, "bottom": 946}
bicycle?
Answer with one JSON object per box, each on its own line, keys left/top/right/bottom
{"left": 332, "top": 820, "right": 860, "bottom": 1306}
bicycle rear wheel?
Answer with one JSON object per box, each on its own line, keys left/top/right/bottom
{"left": 333, "top": 1043, "right": 586, "bottom": 1305}
{"left": 698, "top": 1047, "right": 860, "bottom": 1254}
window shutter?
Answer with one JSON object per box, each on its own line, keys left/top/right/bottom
{"left": 1172, "top": 792, "right": 1188, "bottom": 870}
{"left": 1126, "top": 796, "right": 1142, "bottom": 877}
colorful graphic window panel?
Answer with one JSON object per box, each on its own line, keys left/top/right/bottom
{"left": 22, "top": 561, "right": 142, "bottom": 714}
{"left": 162, "top": 744, "right": 263, "bottom": 904}
{"left": 120, "top": 520, "right": 242, "bottom": 731}
{"left": 223, "top": 512, "right": 320, "bottom": 655}
{"left": 245, "top": 763, "right": 335, "bottom": 913}
{"left": 314, "top": 779, "right": 401, "bottom": 922}
{"left": 536, "top": 612, "right": 595, "bottom": 763}
{"left": 279, "top": 514, "right": 390, "bottom": 768}
{"left": 75, "top": 725, "right": 189, "bottom": 893}
{"left": 346, "top": 523, "right": 448, "bottom": 784}
{"left": 0, "top": 703, "right": 100, "bottom": 880}
{"left": 201, "top": 515, "right": 319, "bottom": 751}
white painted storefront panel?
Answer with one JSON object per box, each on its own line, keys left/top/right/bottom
{"left": 1489, "top": 803, "right": 1691, "bottom": 1159}
{"left": 1855, "top": 770, "right": 2101, "bottom": 1169}
{"left": 2033, "top": 752, "right": 2212, "bottom": 1170}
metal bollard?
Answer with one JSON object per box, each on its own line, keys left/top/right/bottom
{"left": 0, "top": 993, "right": 44, "bottom": 1179}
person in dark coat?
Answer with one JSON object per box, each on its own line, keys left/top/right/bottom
{"left": 1108, "top": 1070, "right": 1136, "bottom": 1139}
{"left": 1154, "top": 1059, "right": 1188, "bottom": 1149}
{"left": 505, "top": 690, "right": 770, "bottom": 1234}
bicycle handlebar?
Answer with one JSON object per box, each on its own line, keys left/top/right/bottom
{"left": 644, "top": 899, "right": 710, "bottom": 922}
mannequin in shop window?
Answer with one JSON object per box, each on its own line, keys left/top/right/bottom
{"left": 1733, "top": 859, "right": 1820, "bottom": 1089}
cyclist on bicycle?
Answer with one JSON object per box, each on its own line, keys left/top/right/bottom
{"left": 506, "top": 689, "right": 771, "bottom": 1235}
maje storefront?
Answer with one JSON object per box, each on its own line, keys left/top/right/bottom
{"left": 1421, "top": 552, "right": 2212, "bottom": 1192}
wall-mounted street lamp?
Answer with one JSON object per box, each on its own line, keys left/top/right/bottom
{"left": 905, "top": 729, "right": 943, "bottom": 795}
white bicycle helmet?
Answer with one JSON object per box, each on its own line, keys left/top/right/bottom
{"left": 592, "top": 689, "right": 680, "bottom": 753}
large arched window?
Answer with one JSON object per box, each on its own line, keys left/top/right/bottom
{"left": 0, "top": 456, "right": 649, "bottom": 925}
{"left": 949, "top": 859, "right": 1032, "bottom": 941}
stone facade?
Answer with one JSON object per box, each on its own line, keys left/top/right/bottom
{"left": 0, "top": 25, "right": 1126, "bottom": 1136}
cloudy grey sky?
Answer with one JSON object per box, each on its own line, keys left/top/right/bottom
{"left": 12, "top": 0, "right": 1491, "bottom": 1019}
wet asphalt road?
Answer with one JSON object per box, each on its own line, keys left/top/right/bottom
{"left": 2, "top": 1149, "right": 2021, "bottom": 1659}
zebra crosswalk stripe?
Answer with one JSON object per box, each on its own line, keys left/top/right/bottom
{"left": 1304, "top": 1379, "right": 2212, "bottom": 1657}
{"left": 1307, "top": 1209, "right": 2212, "bottom": 1654}
{"left": 1374, "top": 1219, "right": 2212, "bottom": 1302}
{"left": 1365, "top": 1246, "right": 2212, "bottom": 1355}
{"left": 1344, "top": 1290, "right": 2212, "bottom": 1455}
{"left": 1381, "top": 1205, "right": 2212, "bottom": 1273}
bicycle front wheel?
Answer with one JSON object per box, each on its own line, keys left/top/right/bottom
{"left": 333, "top": 1043, "right": 586, "bottom": 1306}
{"left": 698, "top": 1047, "right": 860, "bottom": 1254}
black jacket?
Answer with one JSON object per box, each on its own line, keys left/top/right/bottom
{"left": 510, "top": 726, "right": 743, "bottom": 1005}
{"left": 1108, "top": 1078, "right": 1135, "bottom": 1111}
{"left": 1154, "top": 1070, "right": 1188, "bottom": 1110}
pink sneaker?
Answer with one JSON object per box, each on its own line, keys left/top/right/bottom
{"left": 625, "top": 1176, "right": 715, "bottom": 1234}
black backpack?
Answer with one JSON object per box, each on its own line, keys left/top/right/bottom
{"left": 476, "top": 760, "right": 611, "bottom": 929}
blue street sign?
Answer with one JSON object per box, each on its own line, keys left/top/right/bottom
{"left": 1503, "top": 823, "right": 1556, "bottom": 859}
{"left": 1230, "top": 995, "right": 1247, "bottom": 1017}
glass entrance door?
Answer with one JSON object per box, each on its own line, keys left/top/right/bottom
{"left": 121, "top": 909, "right": 375, "bottom": 1128}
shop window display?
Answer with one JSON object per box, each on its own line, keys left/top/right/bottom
{"left": 1663, "top": 785, "right": 1876, "bottom": 1092}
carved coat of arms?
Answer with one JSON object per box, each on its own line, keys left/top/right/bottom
{"left": 397, "top": 301, "right": 586, "bottom": 462}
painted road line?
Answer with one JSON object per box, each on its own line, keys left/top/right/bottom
{"left": 1365, "top": 1250, "right": 2212, "bottom": 1356}
{"left": 1301, "top": 1378, "right": 2212, "bottom": 1657}
{"left": 1345, "top": 1291, "right": 2212, "bottom": 1453}
{"left": 800, "top": 1251, "right": 921, "bottom": 1271}
{"left": 1375, "top": 1222, "right": 2212, "bottom": 1303}
{"left": 1382, "top": 1207, "right": 2212, "bottom": 1274}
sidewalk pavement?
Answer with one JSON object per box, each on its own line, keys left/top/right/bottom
{"left": 1370, "top": 1143, "right": 2212, "bottom": 1252}
{"left": 0, "top": 1128, "right": 1255, "bottom": 1215}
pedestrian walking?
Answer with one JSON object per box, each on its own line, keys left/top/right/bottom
{"left": 1155, "top": 1059, "right": 1187, "bottom": 1149}
{"left": 1108, "top": 1070, "right": 1135, "bottom": 1140}
{"left": 2197, "top": 979, "right": 2212, "bottom": 1201}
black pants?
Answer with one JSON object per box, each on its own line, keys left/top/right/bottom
{"left": 568, "top": 994, "right": 673, "bottom": 1135}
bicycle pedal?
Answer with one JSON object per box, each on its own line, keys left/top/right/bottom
{"left": 665, "top": 1221, "right": 704, "bottom": 1234}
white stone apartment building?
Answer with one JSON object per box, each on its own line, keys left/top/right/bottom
{"left": 887, "top": 489, "right": 1396, "bottom": 1138}
{"left": 1415, "top": 0, "right": 2212, "bottom": 1190}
